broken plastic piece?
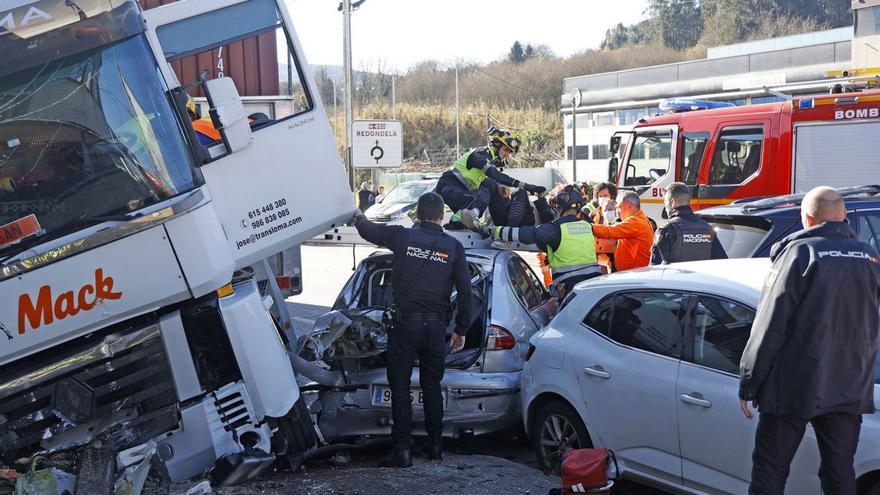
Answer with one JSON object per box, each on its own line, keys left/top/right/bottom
{"left": 113, "top": 441, "right": 156, "bottom": 495}
{"left": 184, "top": 480, "right": 212, "bottom": 495}
{"left": 15, "top": 468, "right": 76, "bottom": 495}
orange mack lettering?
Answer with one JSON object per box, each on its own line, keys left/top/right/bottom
{"left": 17, "top": 269, "right": 123, "bottom": 334}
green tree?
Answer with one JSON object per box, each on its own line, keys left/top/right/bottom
{"left": 649, "top": 0, "right": 702, "bottom": 50}
{"left": 508, "top": 41, "right": 525, "bottom": 64}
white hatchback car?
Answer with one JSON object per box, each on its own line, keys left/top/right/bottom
{"left": 522, "top": 259, "right": 880, "bottom": 495}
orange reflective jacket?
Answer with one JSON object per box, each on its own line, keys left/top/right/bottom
{"left": 192, "top": 118, "right": 221, "bottom": 141}
{"left": 590, "top": 210, "right": 654, "bottom": 272}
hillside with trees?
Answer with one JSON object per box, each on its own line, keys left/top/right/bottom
{"left": 322, "top": 0, "right": 851, "bottom": 171}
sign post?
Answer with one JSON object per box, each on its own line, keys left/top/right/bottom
{"left": 352, "top": 120, "right": 403, "bottom": 169}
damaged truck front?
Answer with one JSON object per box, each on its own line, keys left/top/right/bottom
{"left": 0, "top": 0, "right": 352, "bottom": 490}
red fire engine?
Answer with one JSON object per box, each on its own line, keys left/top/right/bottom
{"left": 610, "top": 85, "right": 880, "bottom": 222}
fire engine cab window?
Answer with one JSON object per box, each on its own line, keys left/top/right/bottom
{"left": 156, "top": 0, "right": 313, "bottom": 130}
{"left": 679, "top": 133, "right": 709, "bottom": 186}
{"left": 623, "top": 131, "right": 673, "bottom": 187}
{"left": 708, "top": 127, "right": 763, "bottom": 185}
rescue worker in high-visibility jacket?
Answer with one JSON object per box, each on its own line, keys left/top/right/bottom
{"left": 487, "top": 190, "right": 601, "bottom": 298}
{"left": 436, "top": 127, "right": 546, "bottom": 230}
{"left": 185, "top": 95, "right": 221, "bottom": 145}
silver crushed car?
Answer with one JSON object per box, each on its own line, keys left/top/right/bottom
{"left": 294, "top": 248, "right": 557, "bottom": 442}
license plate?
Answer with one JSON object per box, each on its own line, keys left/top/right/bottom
{"left": 371, "top": 386, "right": 446, "bottom": 409}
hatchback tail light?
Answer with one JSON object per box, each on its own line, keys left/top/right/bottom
{"left": 487, "top": 325, "right": 516, "bottom": 350}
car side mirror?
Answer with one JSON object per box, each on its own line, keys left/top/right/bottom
{"left": 204, "top": 77, "right": 252, "bottom": 153}
{"left": 609, "top": 135, "right": 622, "bottom": 154}
{"left": 607, "top": 157, "right": 618, "bottom": 183}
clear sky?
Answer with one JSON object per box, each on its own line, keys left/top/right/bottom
{"left": 285, "top": 0, "right": 650, "bottom": 72}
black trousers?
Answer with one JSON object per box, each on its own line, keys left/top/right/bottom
{"left": 436, "top": 172, "right": 531, "bottom": 227}
{"left": 386, "top": 319, "right": 448, "bottom": 449}
{"left": 750, "top": 412, "right": 862, "bottom": 495}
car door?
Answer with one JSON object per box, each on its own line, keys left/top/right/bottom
{"left": 574, "top": 291, "right": 686, "bottom": 485}
{"left": 508, "top": 255, "right": 557, "bottom": 329}
{"left": 677, "top": 294, "right": 821, "bottom": 494}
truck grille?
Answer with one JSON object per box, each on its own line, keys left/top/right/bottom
{"left": 0, "top": 324, "right": 178, "bottom": 462}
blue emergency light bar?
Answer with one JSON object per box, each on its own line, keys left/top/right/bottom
{"left": 659, "top": 99, "right": 736, "bottom": 113}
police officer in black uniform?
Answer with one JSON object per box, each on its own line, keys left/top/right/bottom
{"left": 650, "top": 182, "right": 727, "bottom": 264}
{"left": 353, "top": 192, "right": 472, "bottom": 468}
{"left": 740, "top": 187, "right": 880, "bottom": 494}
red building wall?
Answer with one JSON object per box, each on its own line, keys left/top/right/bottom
{"left": 139, "top": 0, "right": 280, "bottom": 96}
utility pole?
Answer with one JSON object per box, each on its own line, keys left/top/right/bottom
{"left": 332, "top": 79, "right": 338, "bottom": 143}
{"left": 343, "top": 0, "right": 354, "bottom": 191}
{"left": 455, "top": 64, "right": 460, "bottom": 156}
{"left": 391, "top": 75, "right": 396, "bottom": 119}
{"left": 570, "top": 89, "right": 582, "bottom": 183}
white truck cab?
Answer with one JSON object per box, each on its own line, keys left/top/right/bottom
{"left": 0, "top": 0, "right": 352, "bottom": 487}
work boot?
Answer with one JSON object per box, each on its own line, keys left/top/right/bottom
{"left": 425, "top": 438, "right": 443, "bottom": 462}
{"left": 460, "top": 208, "right": 481, "bottom": 231}
{"left": 378, "top": 448, "right": 412, "bottom": 468}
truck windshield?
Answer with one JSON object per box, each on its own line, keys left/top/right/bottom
{"left": 0, "top": 35, "right": 199, "bottom": 258}
{"left": 623, "top": 131, "right": 672, "bottom": 187}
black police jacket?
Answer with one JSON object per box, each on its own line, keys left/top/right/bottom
{"left": 739, "top": 222, "right": 880, "bottom": 417}
{"left": 355, "top": 218, "right": 473, "bottom": 336}
{"left": 650, "top": 206, "right": 727, "bottom": 264}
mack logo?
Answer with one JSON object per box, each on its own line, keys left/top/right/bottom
{"left": 835, "top": 108, "right": 880, "bottom": 120}
{"left": 0, "top": 5, "right": 53, "bottom": 35}
{"left": 17, "top": 269, "right": 123, "bottom": 335}
{"left": 818, "top": 250, "right": 879, "bottom": 263}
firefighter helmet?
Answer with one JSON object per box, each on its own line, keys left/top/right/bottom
{"left": 488, "top": 127, "right": 521, "bottom": 154}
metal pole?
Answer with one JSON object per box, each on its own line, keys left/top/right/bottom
{"left": 333, "top": 80, "right": 338, "bottom": 143}
{"left": 343, "top": 0, "right": 354, "bottom": 191}
{"left": 391, "top": 75, "right": 396, "bottom": 119}
{"left": 571, "top": 99, "right": 577, "bottom": 183}
{"left": 455, "top": 65, "right": 460, "bottom": 156}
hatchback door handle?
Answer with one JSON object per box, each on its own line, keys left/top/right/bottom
{"left": 680, "top": 393, "right": 712, "bottom": 408}
{"left": 583, "top": 366, "right": 611, "bottom": 379}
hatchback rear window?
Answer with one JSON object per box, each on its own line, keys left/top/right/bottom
{"left": 704, "top": 216, "right": 772, "bottom": 258}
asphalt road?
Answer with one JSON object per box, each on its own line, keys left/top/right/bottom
{"left": 285, "top": 244, "right": 670, "bottom": 495}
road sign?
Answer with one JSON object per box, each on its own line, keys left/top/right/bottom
{"left": 352, "top": 120, "right": 403, "bottom": 168}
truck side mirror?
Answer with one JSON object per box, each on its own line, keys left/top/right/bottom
{"left": 204, "top": 77, "right": 252, "bottom": 153}
{"left": 609, "top": 135, "right": 622, "bottom": 154}
{"left": 608, "top": 157, "right": 618, "bottom": 183}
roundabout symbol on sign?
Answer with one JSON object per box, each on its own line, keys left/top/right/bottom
{"left": 370, "top": 140, "right": 384, "bottom": 164}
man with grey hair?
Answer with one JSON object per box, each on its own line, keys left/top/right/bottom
{"left": 650, "top": 182, "right": 727, "bottom": 264}
{"left": 591, "top": 190, "right": 655, "bottom": 271}
{"left": 740, "top": 186, "right": 880, "bottom": 494}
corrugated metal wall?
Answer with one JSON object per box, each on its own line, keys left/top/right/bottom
{"left": 139, "top": 0, "right": 279, "bottom": 96}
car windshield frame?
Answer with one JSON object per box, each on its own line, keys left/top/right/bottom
{"left": 382, "top": 183, "right": 433, "bottom": 204}
{"left": 0, "top": 34, "right": 202, "bottom": 259}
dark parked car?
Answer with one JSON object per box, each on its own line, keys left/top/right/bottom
{"left": 697, "top": 185, "right": 880, "bottom": 258}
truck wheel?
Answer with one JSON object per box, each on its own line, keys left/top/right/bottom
{"left": 531, "top": 400, "right": 591, "bottom": 475}
{"left": 280, "top": 396, "right": 317, "bottom": 453}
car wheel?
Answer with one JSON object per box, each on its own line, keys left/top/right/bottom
{"left": 531, "top": 400, "right": 591, "bottom": 475}
{"left": 865, "top": 482, "right": 880, "bottom": 495}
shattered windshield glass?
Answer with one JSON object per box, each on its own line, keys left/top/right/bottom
{"left": 0, "top": 34, "right": 199, "bottom": 257}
